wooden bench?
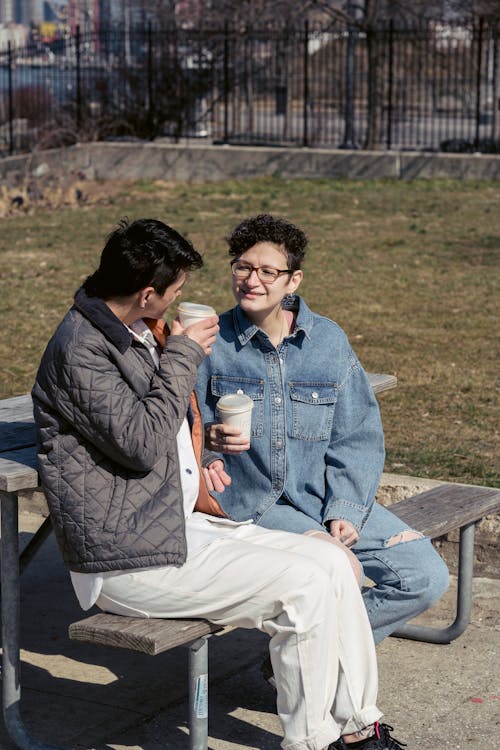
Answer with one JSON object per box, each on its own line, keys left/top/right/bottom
{"left": 68, "top": 615, "right": 223, "bottom": 750}
{"left": 66, "top": 481, "right": 500, "bottom": 750}
{"left": 388, "top": 482, "right": 500, "bottom": 643}
{"left": 68, "top": 484, "right": 500, "bottom": 639}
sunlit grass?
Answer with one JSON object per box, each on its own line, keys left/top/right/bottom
{"left": 1, "top": 176, "right": 498, "bottom": 486}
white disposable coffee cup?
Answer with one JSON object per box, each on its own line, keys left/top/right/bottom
{"left": 216, "top": 393, "right": 254, "bottom": 441}
{"left": 177, "top": 302, "right": 216, "bottom": 327}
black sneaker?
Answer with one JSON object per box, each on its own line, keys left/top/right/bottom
{"left": 329, "top": 723, "right": 407, "bottom": 749}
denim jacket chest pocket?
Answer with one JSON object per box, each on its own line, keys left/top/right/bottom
{"left": 210, "top": 375, "right": 265, "bottom": 437}
{"left": 288, "top": 381, "right": 339, "bottom": 441}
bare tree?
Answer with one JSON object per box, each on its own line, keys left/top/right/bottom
{"left": 196, "top": 1, "right": 318, "bottom": 29}
{"left": 309, "top": 1, "right": 450, "bottom": 149}
{"left": 446, "top": 0, "right": 500, "bottom": 18}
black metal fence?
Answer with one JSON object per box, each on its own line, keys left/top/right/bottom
{"left": 1, "top": 18, "right": 499, "bottom": 157}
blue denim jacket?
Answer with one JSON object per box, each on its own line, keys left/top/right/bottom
{"left": 195, "top": 296, "right": 385, "bottom": 532}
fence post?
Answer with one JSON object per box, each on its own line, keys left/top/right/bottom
{"left": 386, "top": 19, "right": 394, "bottom": 150}
{"left": 340, "top": 0, "right": 356, "bottom": 149}
{"left": 303, "top": 21, "right": 309, "bottom": 147}
{"left": 491, "top": 25, "right": 498, "bottom": 141}
{"left": 75, "top": 25, "right": 82, "bottom": 131}
{"left": 475, "top": 17, "right": 484, "bottom": 148}
{"left": 223, "top": 21, "right": 229, "bottom": 143}
{"left": 7, "top": 41, "right": 14, "bottom": 156}
{"left": 147, "top": 21, "right": 154, "bottom": 138}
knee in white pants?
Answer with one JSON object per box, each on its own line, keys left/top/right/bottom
{"left": 268, "top": 561, "right": 336, "bottom": 635}
{"left": 304, "top": 531, "right": 363, "bottom": 586}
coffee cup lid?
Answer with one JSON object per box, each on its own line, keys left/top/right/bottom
{"left": 178, "top": 302, "right": 216, "bottom": 316}
{"left": 216, "top": 393, "right": 254, "bottom": 412}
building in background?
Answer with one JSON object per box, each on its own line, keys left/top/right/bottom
{"left": 0, "top": 0, "right": 65, "bottom": 25}
{"left": 67, "top": 0, "right": 98, "bottom": 34}
{"left": 0, "top": 0, "right": 37, "bottom": 25}
{"left": 42, "top": 1, "right": 65, "bottom": 22}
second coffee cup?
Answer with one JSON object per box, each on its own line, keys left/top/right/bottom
{"left": 216, "top": 393, "right": 254, "bottom": 441}
{"left": 178, "top": 302, "right": 216, "bottom": 327}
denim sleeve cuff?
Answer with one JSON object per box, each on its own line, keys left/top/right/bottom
{"left": 323, "top": 499, "right": 371, "bottom": 532}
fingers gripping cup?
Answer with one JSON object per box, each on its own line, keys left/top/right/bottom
{"left": 178, "top": 302, "right": 216, "bottom": 327}
{"left": 216, "top": 393, "right": 254, "bottom": 442}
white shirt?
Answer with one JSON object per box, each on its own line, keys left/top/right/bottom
{"left": 71, "top": 318, "right": 244, "bottom": 610}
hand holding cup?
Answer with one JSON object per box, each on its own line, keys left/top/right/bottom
{"left": 172, "top": 301, "right": 219, "bottom": 355}
{"left": 209, "top": 393, "right": 254, "bottom": 453}
{"left": 205, "top": 422, "right": 251, "bottom": 454}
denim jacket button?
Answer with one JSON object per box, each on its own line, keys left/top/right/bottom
{"left": 311, "top": 391, "right": 319, "bottom": 399}
{"left": 274, "top": 397, "right": 282, "bottom": 405}
{"left": 236, "top": 389, "right": 244, "bottom": 395}
{"left": 276, "top": 440, "right": 283, "bottom": 449}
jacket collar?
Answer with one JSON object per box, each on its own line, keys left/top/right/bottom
{"left": 233, "top": 294, "right": 313, "bottom": 346}
{"left": 73, "top": 287, "right": 133, "bottom": 354}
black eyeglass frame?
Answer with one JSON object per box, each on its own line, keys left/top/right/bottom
{"left": 230, "top": 259, "right": 294, "bottom": 284}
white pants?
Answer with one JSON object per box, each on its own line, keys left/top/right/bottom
{"left": 97, "top": 523, "right": 381, "bottom": 750}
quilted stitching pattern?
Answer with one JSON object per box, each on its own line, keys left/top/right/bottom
{"left": 33, "top": 305, "right": 205, "bottom": 573}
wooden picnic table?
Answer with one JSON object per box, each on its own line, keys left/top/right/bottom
{"left": 2, "top": 377, "right": 500, "bottom": 750}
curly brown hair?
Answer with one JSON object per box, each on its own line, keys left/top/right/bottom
{"left": 226, "top": 214, "right": 307, "bottom": 270}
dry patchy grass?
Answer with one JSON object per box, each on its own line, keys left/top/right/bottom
{"left": 1, "top": 176, "right": 498, "bottom": 487}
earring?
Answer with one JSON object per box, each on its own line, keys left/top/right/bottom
{"left": 283, "top": 293, "right": 294, "bottom": 304}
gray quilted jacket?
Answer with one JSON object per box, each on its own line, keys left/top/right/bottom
{"left": 32, "top": 288, "right": 207, "bottom": 573}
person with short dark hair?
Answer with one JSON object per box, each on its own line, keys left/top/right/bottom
{"left": 33, "top": 217, "right": 400, "bottom": 750}
{"left": 196, "top": 212, "right": 449, "bottom": 647}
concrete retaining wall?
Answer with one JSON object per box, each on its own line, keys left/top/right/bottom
{"left": 1, "top": 141, "right": 500, "bottom": 183}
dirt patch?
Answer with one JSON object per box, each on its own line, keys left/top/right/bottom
{"left": 0, "top": 175, "right": 141, "bottom": 218}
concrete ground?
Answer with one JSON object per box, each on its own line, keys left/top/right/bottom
{"left": 0, "top": 510, "right": 498, "bottom": 750}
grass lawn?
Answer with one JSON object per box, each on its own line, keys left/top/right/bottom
{"left": 1, "top": 176, "right": 498, "bottom": 487}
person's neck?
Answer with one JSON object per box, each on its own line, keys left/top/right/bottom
{"left": 105, "top": 298, "right": 142, "bottom": 326}
{"left": 247, "top": 308, "right": 289, "bottom": 348}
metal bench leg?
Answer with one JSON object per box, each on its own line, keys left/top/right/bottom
{"left": 391, "top": 521, "right": 475, "bottom": 644}
{"left": 1, "top": 490, "right": 64, "bottom": 750}
{"left": 187, "top": 635, "right": 210, "bottom": 750}
{"left": 19, "top": 516, "right": 52, "bottom": 575}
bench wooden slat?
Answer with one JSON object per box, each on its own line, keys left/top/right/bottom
{"left": 69, "top": 612, "right": 223, "bottom": 656}
{"left": 0, "top": 448, "right": 39, "bottom": 492}
{"left": 0, "top": 394, "right": 33, "bottom": 422}
{"left": 389, "top": 484, "right": 500, "bottom": 538}
{"left": 367, "top": 373, "right": 397, "bottom": 394}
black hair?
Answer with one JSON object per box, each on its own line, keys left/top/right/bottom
{"left": 82, "top": 218, "right": 203, "bottom": 298}
{"left": 227, "top": 214, "right": 307, "bottom": 270}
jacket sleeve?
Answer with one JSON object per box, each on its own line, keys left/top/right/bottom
{"left": 201, "top": 448, "right": 223, "bottom": 468}
{"left": 322, "top": 349, "right": 385, "bottom": 533}
{"left": 49, "top": 332, "right": 205, "bottom": 472}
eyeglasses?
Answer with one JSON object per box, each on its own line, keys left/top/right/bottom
{"left": 230, "top": 260, "right": 293, "bottom": 284}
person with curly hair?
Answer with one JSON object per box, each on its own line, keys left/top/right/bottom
{"left": 196, "top": 213, "right": 449, "bottom": 650}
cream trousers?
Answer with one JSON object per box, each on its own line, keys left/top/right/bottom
{"left": 97, "top": 523, "right": 381, "bottom": 750}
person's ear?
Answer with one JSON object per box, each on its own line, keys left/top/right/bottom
{"left": 139, "top": 286, "right": 155, "bottom": 310}
{"left": 288, "top": 270, "right": 303, "bottom": 295}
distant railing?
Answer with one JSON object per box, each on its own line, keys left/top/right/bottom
{"left": 0, "top": 18, "right": 499, "bottom": 157}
